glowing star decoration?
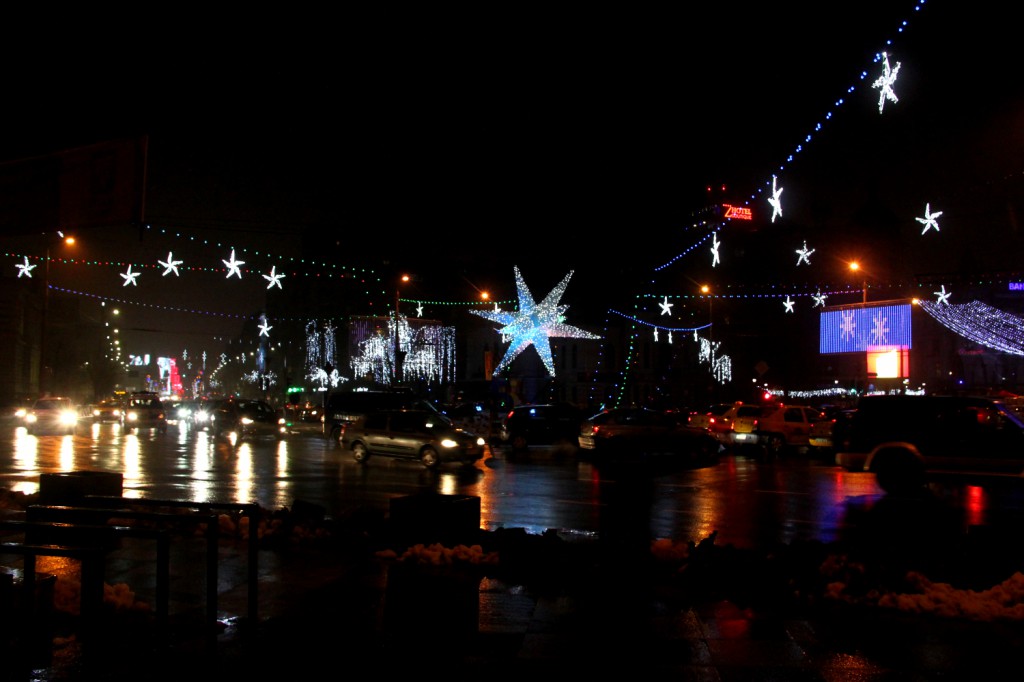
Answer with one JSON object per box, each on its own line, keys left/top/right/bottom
{"left": 768, "top": 175, "right": 783, "bottom": 223}
{"left": 158, "top": 252, "right": 183, "bottom": 276}
{"left": 871, "top": 312, "right": 889, "bottom": 344}
{"left": 871, "top": 51, "right": 901, "bottom": 113}
{"left": 916, "top": 203, "right": 943, "bottom": 235}
{"left": 416, "top": 303, "right": 424, "bottom": 318}
{"left": 783, "top": 296, "right": 795, "bottom": 313}
{"left": 120, "top": 265, "right": 140, "bottom": 287}
{"left": 258, "top": 316, "right": 272, "bottom": 337}
{"left": 812, "top": 291, "right": 827, "bottom": 307}
{"left": 653, "top": 328, "right": 659, "bottom": 342}
{"left": 15, "top": 256, "right": 36, "bottom": 278}
{"left": 469, "top": 267, "right": 600, "bottom": 377}
{"left": 262, "top": 266, "right": 285, "bottom": 289}
{"left": 795, "top": 241, "right": 815, "bottom": 266}
{"left": 934, "top": 285, "right": 951, "bottom": 305}
{"left": 658, "top": 296, "right": 674, "bottom": 316}
{"left": 710, "top": 233, "right": 721, "bottom": 267}
{"left": 840, "top": 310, "right": 856, "bottom": 341}
{"left": 222, "top": 249, "right": 245, "bottom": 279}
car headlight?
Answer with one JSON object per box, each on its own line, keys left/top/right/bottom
{"left": 475, "top": 437, "right": 486, "bottom": 446}
{"left": 241, "top": 417, "right": 254, "bottom": 425}
{"left": 25, "top": 414, "right": 37, "bottom": 424}
{"left": 127, "top": 412, "right": 139, "bottom": 422}
{"left": 59, "top": 410, "right": 78, "bottom": 426}
{"left": 440, "top": 438, "right": 459, "bottom": 448}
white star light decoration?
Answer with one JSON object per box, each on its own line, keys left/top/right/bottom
{"left": 934, "top": 285, "right": 951, "bottom": 305}
{"left": 659, "top": 296, "right": 674, "bottom": 316}
{"left": 710, "top": 233, "right": 721, "bottom": 267}
{"left": 15, "top": 256, "right": 36, "bottom": 278}
{"left": 812, "top": 291, "right": 827, "bottom": 307}
{"left": 158, "top": 252, "right": 183, "bottom": 276}
{"left": 768, "top": 175, "right": 783, "bottom": 223}
{"left": 258, "top": 316, "right": 272, "bottom": 337}
{"left": 470, "top": 267, "right": 599, "bottom": 377}
{"left": 872, "top": 51, "right": 901, "bottom": 114}
{"left": 916, "top": 203, "right": 943, "bottom": 235}
{"left": 263, "top": 266, "right": 285, "bottom": 289}
{"left": 783, "top": 296, "right": 795, "bottom": 313}
{"left": 223, "top": 249, "right": 245, "bottom": 279}
{"left": 416, "top": 303, "right": 424, "bottom": 317}
{"left": 121, "top": 265, "right": 140, "bottom": 287}
{"left": 795, "top": 241, "right": 815, "bottom": 266}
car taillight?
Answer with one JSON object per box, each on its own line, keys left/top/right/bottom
{"left": 709, "top": 417, "right": 716, "bottom": 425}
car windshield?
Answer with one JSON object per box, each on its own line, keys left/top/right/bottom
{"left": 35, "top": 399, "right": 69, "bottom": 410}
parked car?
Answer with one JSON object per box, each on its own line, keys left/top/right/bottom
{"left": 732, "top": 403, "right": 823, "bottom": 456}
{"left": 808, "top": 408, "right": 857, "bottom": 459}
{"left": 717, "top": 404, "right": 764, "bottom": 448}
{"left": 578, "top": 407, "right": 721, "bottom": 463}
{"left": 24, "top": 397, "right": 78, "bottom": 435}
{"left": 121, "top": 392, "right": 168, "bottom": 433}
{"left": 498, "top": 403, "right": 583, "bottom": 451}
{"left": 208, "top": 398, "right": 289, "bottom": 442}
{"left": 688, "top": 401, "right": 745, "bottom": 433}
{"left": 322, "top": 389, "right": 440, "bottom": 441}
{"left": 835, "top": 394, "right": 1024, "bottom": 493}
{"left": 339, "top": 409, "right": 486, "bottom": 469}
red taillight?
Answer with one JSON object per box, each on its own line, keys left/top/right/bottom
{"left": 709, "top": 416, "right": 716, "bottom": 425}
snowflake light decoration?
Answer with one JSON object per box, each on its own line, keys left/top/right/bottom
{"left": 840, "top": 310, "right": 856, "bottom": 341}
{"left": 15, "top": 256, "right": 35, "bottom": 278}
{"left": 783, "top": 296, "right": 795, "bottom": 313}
{"left": 795, "top": 240, "right": 815, "bottom": 266}
{"left": 870, "top": 312, "right": 889, "bottom": 344}
{"left": 470, "top": 267, "right": 600, "bottom": 377}
{"left": 872, "top": 51, "right": 901, "bottom": 113}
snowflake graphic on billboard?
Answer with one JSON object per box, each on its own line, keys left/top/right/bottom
{"left": 840, "top": 310, "right": 856, "bottom": 341}
{"left": 871, "top": 313, "right": 890, "bottom": 344}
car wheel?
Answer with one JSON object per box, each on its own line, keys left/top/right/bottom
{"left": 352, "top": 442, "right": 370, "bottom": 463}
{"left": 329, "top": 425, "right": 343, "bottom": 443}
{"left": 420, "top": 447, "right": 440, "bottom": 469}
{"left": 510, "top": 434, "right": 528, "bottom": 451}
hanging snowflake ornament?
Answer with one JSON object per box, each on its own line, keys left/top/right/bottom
{"left": 121, "top": 265, "right": 140, "bottom": 286}
{"left": 263, "top": 266, "right": 285, "bottom": 289}
{"left": 15, "top": 256, "right": 36, "bottom": 278}
{"left": 710, "top": 233, "right": 721, "bottom": 267}
{"left": 916, "top": 203, "right": 943, "bottom": 235}
{"left": 223, "top": 249, "right": 245, "bottom": 279}
{"left": 934, "top": 285, "right": 951, "bottom": 305}
{"left": 469, "top": 266, "right": 600, "bottom": 377}
{"left": 658, "top": 296, "right": 674, "bottom": 316}
{"left": 872, "top": 51, "right": 901, "bottom": 113}
{"left": 158, "top": 252, "right": 183, "bottom": 276}
{"left": 783, "top": 296, "right": 795, "bottom": 313}
{"left": 768, "top": 175, "right": 783, "bottom": 223}
{"left": 795, "top": 240, "right": 815, "bottom": 266}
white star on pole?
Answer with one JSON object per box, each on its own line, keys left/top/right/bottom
{"left": 710, "top": 233, "right": 721, "bottom": 267}
{"left": 469, "top": 267, "right": 600, "bottom": 377}
{"left": 158, "top": 252, "right": 183, "bottom": 276}
{"left": 795, "top": 240, "right": 815, "bottom": 266}
{"left": 768, "top": 175, "right": 783, "bottom": 223}
{"left": 812, "top": 291, "right": 827, "bottom": 307}
{"left": 653, "top": 328, "right": 659, "bottom": 342}
{"left": 658, "top": 296, "right": 674, "bottom": 316}
{"left": 258, "top": 316, "right": 272, "bottom": 337}
{"left": 262, "top": 266, "right": 285, "bottom": 289}
{"left": 15, "top": 256, "right": 36, "bottom": 278}
{"left": 934, "top": 285, "right": 951, "bottom": 305}
{"left": 222, "top": 249, "right": 245, "bottom": 279}
{"left": 783, "top": 296, "right": 795, "bottom": 313}
{"left": 916, "top": 203, "right": 943, "bottom": 235}
{"left": 416, "top": 303, "right": 424, "bottom": 317}
{"left": 871, "top": 51, "right": 901, "bottom": 114}
{"left": 121, "top": 265, "right": 140, "bottom": 287}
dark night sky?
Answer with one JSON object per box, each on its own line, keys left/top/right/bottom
{"left": 2, "top": 2, "right": 1023, "bottom": 354}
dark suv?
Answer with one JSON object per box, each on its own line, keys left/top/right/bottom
{"left": 835, "top": 394, "right": 1024, "bottom": 493}
{"left": 499, "top": 403, "right": 584, "bottom": 451}
{"left": 321, "top": 389, "right": 440, "bottom": 441}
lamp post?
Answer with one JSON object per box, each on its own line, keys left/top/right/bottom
{"left": 849, "top": 261, "right": 867, "bottom": 303}
{"left": 40, "top": 231, "right": 75, "bottom": 396}
{"left": 393, "top": 274, "right": 409, "bottom": 386}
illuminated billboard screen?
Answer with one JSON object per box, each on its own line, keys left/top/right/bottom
{"left": 819, "top": 302, "right": 912, "bottom": 354}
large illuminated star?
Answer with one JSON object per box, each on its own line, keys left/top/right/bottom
{"left": 872, "top": 51, "right": 901, "bottom": 114}
{"left": 470, "top": 267, "right": 600, "bottom": 377}
{"left": 223, "top": 249, "right": 245, "bottom": 279}
{"left": 916, "top": 203, "right": 943, "bottom": 235}
{"left": 15, "top": 256, "right": 36, "bottom": 278}
{"left": 263, "top": 266, "right": 285, "bottom": 289}
{"left": 768, "top": 175, "right": 783, "bottom": 223}
{"left": 158, "top": 252, "right": 183, "bottom": 276}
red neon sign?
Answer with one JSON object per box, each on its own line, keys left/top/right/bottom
{"left": 723, "top": 204, "right": 752, "bottom": 220}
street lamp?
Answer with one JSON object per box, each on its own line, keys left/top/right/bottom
{"left": 849, "top": 261, "right": 867, "bottom": 304}
{"left": 41, "top": 230, "right": 76, "bottom": 396}
{"left": 394, "top": 274, "right": 410, "bottom": 386}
